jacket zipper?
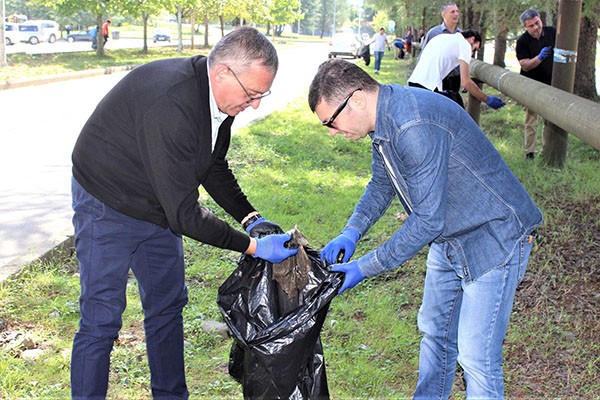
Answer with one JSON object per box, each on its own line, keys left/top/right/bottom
{"left": 375, "top": 143, "right": 413, "bottom": 214}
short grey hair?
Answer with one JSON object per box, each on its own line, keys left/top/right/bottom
{"left": 208, "top": 26, "right": 278, "bottom": 75}
{"left": 440, "top": 2, "right": 458, "bottom": 14}
{"left": 520, "top": 9, "right": 540, "bottom": 25}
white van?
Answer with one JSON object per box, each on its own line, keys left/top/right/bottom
{"left": 4, "top": 22, "right": 19, "bottom": 45}
{"left": 17, "top": 20, "right": 59, "bottom": 44}
{"left": 32, "top": 20, "right": 60, "bottom": 42}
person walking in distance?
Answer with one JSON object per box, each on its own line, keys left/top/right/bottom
{"left": 516, "top": 9, "right": 556, "bottom": 159}
{"left": 371, "top": 27, "right": 389, "bottom": 74}
{"left": 102, "top": 18, "right": 111, "bottom": 45}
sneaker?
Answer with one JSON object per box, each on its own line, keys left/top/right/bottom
{"left": 526, "top": 152, "right": 535, "bottom": 159}
{"left": 374, "top": 70, "right": 379, "bottom": 74}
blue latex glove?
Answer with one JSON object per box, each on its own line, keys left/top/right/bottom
{"left": 331, "top": 260, "right": 366, "bottom": 294}
{"left": 485, "top": 96, "right": 505, "bottom": 110}
{"left": 537, "top": 46, "right": 552, "bottom": 61}
{"left": 254, "top": 233, "right": 298, "bottom": 263}
{"left": 320, "top": 227, "right": 360, "bottom": 264}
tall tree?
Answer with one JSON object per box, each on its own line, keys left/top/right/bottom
{"left": 269, "top": 0, "right": 302, "bottom": 37}
{"left": 298, "top": 0, "right": 320, "bottom": 35}
{"left": 53, "top": 0, "right": 115, "bottom": 56}
{"left": 574, "top": 0, "right": 599, "bottom": 99}
{"left": 121, "top": 0, "right": 173, "bottom": 53}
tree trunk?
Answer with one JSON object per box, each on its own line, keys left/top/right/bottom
{"left": 177, "top": 5, "right": 182, "bottom": 53}
{"left": 190, "top": 11, "right": 195, "bottom": 50}
{"left": 574, "top": 14, "right": 598, "bottom": 100}
{"left": 205, "top": 18, "right": 210, "bottom": 47}
{"left": 493, "top": 27, "right": 507, "bottom": 67}
{"left": 96, "top": 15, "right": 104, "bottom": 57}
{"left": 493, "top": 4, "right": 508, "bottom": 68}
{"left": 142, "top": 13, "right": 148, "bottom": 54}
{"left": 543, "top": 0, "right": 582, "bottom": 167}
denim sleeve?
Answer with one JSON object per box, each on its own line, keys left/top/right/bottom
{"left": 357, "top": 124, "right": 451, "bottom": 278}
{"left": 346, "top": 146, "right": 396, "bottom": 235}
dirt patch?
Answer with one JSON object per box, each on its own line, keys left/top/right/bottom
{"left": 506, "top": 195, "right": 600, "bottom": 397}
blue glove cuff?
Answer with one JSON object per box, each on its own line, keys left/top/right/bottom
{"left": 244, "top": 215, "right": 264, "bottom": 234}
{"left": 341, "top": 227, "right": 360, "bottom": 243}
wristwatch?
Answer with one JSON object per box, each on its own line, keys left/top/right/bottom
{"left": 242, "top": 213, "right": 262, "bottom": 230}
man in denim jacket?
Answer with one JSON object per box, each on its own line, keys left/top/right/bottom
{"left": 309, "top": 59, "right": 542, "bottom": 398}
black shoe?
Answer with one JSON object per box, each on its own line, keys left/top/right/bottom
{"left": 526, "top": 152, "right": 535, "bottom": 159}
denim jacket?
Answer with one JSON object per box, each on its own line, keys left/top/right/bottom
{"left": 348, "top": 85, "right": 543, "bottom": 282}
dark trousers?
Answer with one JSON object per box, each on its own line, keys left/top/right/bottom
{"left": 70, "top": 177, "right": 189, "bottom": 399}
{"left": 408, "top": 82, "right": 464, "bottom": 108}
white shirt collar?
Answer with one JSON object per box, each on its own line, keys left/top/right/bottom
{"left": 207, "top": 60, "right": 228, "bottom": 151}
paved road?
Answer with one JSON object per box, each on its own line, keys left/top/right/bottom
{"left": 0, "top": 41, "right": 329, "bottom": 280}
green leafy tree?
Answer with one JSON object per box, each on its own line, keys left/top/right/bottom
{"left": 53, "top": 0, "right": 115, "bottom": 56}
{"left": 298, "top": 0, "right": 320, "bottom": 35}
{"left": 121, "top": 0, "right": 173, "bottom": 53}
{"left": 268, "top": 0, "right": 302, "bottom": 37}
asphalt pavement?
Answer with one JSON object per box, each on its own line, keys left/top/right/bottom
{"left": 0, "top": 41, "right": 329, "bottom": 281}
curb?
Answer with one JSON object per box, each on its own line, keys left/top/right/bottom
{"left": 0, "top": 235, "right": 74, "bottom": 282}
{"left": 0, "top": 64, "right": 138, "bottom": 91}
{"left": 0, "top": 66, "right": 138, "bottom": 282}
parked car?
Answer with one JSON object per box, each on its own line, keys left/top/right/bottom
{"left": 66, "top": 30, "right": 94, "bottom": 42}
{"left": 153, "top": 29, "right": 171, "bottom": 43}
{"left": 328, "top": 33, "right": 363, "bottom": 59}
{"left": 29, "top": 20, "right": 60, "bottom": 43}
{"left": 16, "top": 20, "right": 59, "bottom": 44}
{"left": 4, "top": 22, "right": 18, "bottom": 45}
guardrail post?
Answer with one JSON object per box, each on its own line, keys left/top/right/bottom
{"left": 543, "top": 0, "right": 582, "bottom": 167}
{"left": 466, "top": 80, "right": 483, "bottom": 124}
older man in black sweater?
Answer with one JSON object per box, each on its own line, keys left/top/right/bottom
{"left": 70, "top": 27, "right": 297, "bottom": 398}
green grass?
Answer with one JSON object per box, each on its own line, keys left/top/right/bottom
{"left": 1, "top": 54, "right": 599, "bottom": 398}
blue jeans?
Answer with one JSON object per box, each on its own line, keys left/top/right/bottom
{"left": 374, "top": 51, "right": 384, "bottom": 71}
{"left": 70, "top": 178, "right": 189, "bottom": 399}
{"left": 414, "top": 232, "right": 534, "bottom": 399}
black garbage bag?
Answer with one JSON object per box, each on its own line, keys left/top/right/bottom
{"left": 217, "top": 226, "right": 343, "bottom": 400}
{"left": 359, "top": 44, "right": 371, "bottom": 66}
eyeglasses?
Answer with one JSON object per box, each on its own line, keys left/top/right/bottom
{"left": 322, "top": 88, "right": 362, "bottom": 129}
{"left": 225, "top": 65, "right": 272, "bottom": 104}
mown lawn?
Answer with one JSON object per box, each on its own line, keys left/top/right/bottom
{"left": 1, "top": 53, "right": 599, "bottom": 398}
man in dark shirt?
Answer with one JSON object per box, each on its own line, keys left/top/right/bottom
{"left": 70, "top": 27, "right": 297, "bottom": 398}
{"left": 516, "top": 9, "right": 556, "bottom": 159}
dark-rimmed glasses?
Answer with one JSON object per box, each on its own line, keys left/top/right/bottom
{"left": 225, "top": 65, "right": 272, "bottom": 104}
{"left": 322, "top": 88, "right": 362, "bottom": 128}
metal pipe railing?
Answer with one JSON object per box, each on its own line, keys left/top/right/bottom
{"left": 470, "top": 59, "right": 600, "bottom": 151}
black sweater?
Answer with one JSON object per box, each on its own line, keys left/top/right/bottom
{"left": 72, "top": 56, "right": 253, "bottom": 253}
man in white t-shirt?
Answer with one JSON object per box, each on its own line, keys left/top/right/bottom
{"left": 371, "top": 27, "right": 389, "bottom": 74}
{"left": 408, "top": 30, "right": 504, "bottom": 110}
